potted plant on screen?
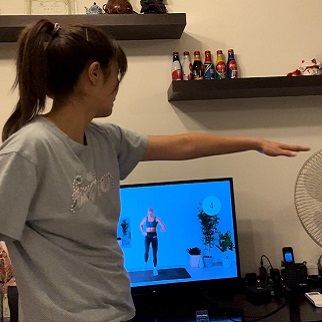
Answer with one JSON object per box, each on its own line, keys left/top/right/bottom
{"left": 120, "top": 218, "right": 131, "bottom": 247}
{"left": 187, "top": 247, "right": 201, "bottom": 268}
{"left": 197, "top": 204, "right": 219, "bottom": 268}
{"left": 216, "top": 230, "right": 235, "bottom": 267}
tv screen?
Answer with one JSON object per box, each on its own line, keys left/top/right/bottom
{"left": 117, "top": 177, "right": 240, "bottom": 294}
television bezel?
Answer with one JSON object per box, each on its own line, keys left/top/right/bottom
{"left": 119, "top": 177, "right": 242, "bottom": 300}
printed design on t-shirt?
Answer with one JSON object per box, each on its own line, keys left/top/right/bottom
{"left": 70, "top": 172, "right": 115, "bottom": 213}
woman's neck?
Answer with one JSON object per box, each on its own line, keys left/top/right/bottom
{"left": 44, "top": 100, "right": 92, "bottom": 145}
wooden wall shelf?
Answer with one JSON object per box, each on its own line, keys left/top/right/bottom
{"left": 0, "top": 13, "right": 186, "bottom": 42}
{"left": 167, "top": 75, "right": 322, "bottom": 101}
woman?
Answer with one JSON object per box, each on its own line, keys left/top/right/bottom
{"left": 0, "top": 20, "right": 309, "bottom": 322}
{"left": 140, "top": 208, "right": 166, "bottom": 276}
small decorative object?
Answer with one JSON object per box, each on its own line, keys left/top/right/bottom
{"left": 85, "top": 2, "right": 103, "bottom": 14}
{"left": 216, "top": 230, "right": 235, "bottom": 267}
{"left": 187, "top": 247, "right": 201, "bottom": 255}
{"left": 119, "top": 217, "right": 131, "bottom": 247}
{"left": 287, "top": 58, "right": 322, "bottom": 77}
{"left": 26, "top": 0, "right": 75, "bottom": 14}
{"left": 287, "top": 69, "right": 302, "bottom": 77}
{"left": 117, "top": 237, "right": 122, "bottom": 247}
{"left": 103, "top": 0, "right": 133, "bottom": 14}
{"left": 140, "top": 0, "right": 167, "bottom": 14}
{"left": 197, "top": 203, "right": 219, "bottom": 267}
{"left": 216, "top": 231, "right": 234, "bottom": 253}
{"left": 0, "top": 244, "right": 13, "bottom": 285}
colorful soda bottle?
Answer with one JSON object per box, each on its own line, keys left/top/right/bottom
{"left": 203, "top": 50, "right": 215, "bottom": 80}
{"left": 171, "top": 51, "right": 182, "bottom": 81}
{"left": 181, "top": 51, "right": 193, "bottom": 81}
{"left": 227, "top": 49, "right": 238, "bottom": 78}
{"left": 215, "top": 49, "right": 226, "bottom": 79}
{"left": 192, "top": 51, "right": 204, "bottom": 80}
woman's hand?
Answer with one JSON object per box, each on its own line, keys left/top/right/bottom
{"left": 258, "top": 140, "right": 310, "bottom": 157}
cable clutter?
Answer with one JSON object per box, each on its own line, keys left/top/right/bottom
{"left": 198, "top": 248, "right": 322, "bottom": 322}
{"left": 244, "top": 249, "right": 309, "bottom": 322}
{"left": 246, "top": 249, "right": 308, "bottom": 303}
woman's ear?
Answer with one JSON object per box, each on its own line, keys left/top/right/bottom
{"left": 88, "top": 61, "right": 102, "bottom": 85}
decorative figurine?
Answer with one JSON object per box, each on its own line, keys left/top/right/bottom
{"left": 140, "top": 0, "right": 167, "bottom": 14}
{"left": 287, "top": 58, "right": 322, "bottom": 76}
{"left": 85, "top": 2, "right": 103, "bottom": 14}
{"left": 102, "top": 0, "right": 133, "bottom": 14}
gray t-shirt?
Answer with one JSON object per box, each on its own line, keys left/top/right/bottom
{"left": 0, "top": 116, "right": 148, "bottom": 322}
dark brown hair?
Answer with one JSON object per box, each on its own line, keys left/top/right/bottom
{"left": 2, "top": 19, "right": 127, "bottom": 142}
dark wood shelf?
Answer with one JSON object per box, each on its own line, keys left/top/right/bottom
{"left": 0, "top": 13, "right": 186, "bottom": 42}
{"left": 167, "top": 75, "right": 322, "bottom": 101}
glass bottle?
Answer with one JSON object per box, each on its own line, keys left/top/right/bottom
{"left": 171, "top": 51, "right": 182, "bottom": 81}
{"left": 215, "top": 49, "right": 226, "bottom": 79}
{"left": 181, "top": 51, "right": 193, "bottom": 81}
{"left": 203, "top": 50, "right": 215, "bottom": 80}
{"left": 227, "top": 49, "right": 238, "bottom": 78}
{"left": 192, "top": 51, "right": 204, "bottom": 80}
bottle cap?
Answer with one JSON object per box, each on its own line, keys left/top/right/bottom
{"left": 173, "top": 51, "right": 179, "bottom": 55}
{"left": 205, "top": 50, "right": 211, "bottom": 54}
{"left": 183, "top": 51, "right": 190, "bottom": 55}
{"left": 228, "top": 49, "right": 234, "bottom": 53}
{"left": 194, "top": 51, "right": 200, "bottom": 55}
{"left": 217, "top": 50, "right": 223, "bottom": 54}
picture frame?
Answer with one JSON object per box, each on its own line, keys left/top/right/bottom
{"left": 25, "top": 0, "right": 77, "bottom": 15}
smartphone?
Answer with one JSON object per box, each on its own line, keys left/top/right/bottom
{"left": 282, "top": 247, "right": 295, "bottom": 265}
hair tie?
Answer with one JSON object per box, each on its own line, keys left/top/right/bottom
{"left": 51, "top": 23, "right": 61, "bottom": 36}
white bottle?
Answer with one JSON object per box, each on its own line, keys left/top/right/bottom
{"left": 181, "top": 51, "right": 193, "bottom": 80}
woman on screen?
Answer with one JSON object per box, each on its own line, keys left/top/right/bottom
{"left": 140, "top": 208, "right": 167, "bottom": 276}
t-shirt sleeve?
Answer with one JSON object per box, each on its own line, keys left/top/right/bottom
{"left": 0, "top": 153, "right": 37, "bottom": 241}
{"left": 104, "top": 124, "right": 148, "bottom": 180}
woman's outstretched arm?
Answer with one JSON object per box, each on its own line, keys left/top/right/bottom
{"left": 142, "top": 133, "right": 310, "bottom": 161}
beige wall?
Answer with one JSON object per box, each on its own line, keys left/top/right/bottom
{"left": 1, "top": 0, "right": 322, "bottom": 276}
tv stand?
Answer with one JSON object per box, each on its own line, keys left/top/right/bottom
{"left": 132, "top": 284, "right": 322, "bottom": 322}
{"left": 132, "top": 283, "right": 242, "bottom": 321}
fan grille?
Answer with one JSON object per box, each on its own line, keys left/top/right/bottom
{"left": 295, "top": 148, "right": 322, "bottom": 248}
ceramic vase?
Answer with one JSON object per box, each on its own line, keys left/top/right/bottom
{"left": 189, "top": 255, "right": 201, "bottom": 268}
{"left": 103, "top": 0, "right": 133, "bottom": 14}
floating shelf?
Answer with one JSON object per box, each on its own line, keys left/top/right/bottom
{"left": 0, "top": 13, "right": 186, "bottom": 42}
{"left": 167, "top": 75, "right": 322, "bottom": 101}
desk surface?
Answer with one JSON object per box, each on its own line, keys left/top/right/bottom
{"left": 132, "top": 288, "right": 322, "bottom": 322}
{"left": 3, "top": 285, "right": 322, "bottom": 322}
{"left": 222, "top": 292, "right": 322, "bottom": 322}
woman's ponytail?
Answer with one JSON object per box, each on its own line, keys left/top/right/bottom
{"left": 2, "top": 19, "right": 55, "bottom": 142}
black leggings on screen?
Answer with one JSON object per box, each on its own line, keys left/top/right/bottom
{"left": 144, "top": 232, "right": 158, "bottom": 267}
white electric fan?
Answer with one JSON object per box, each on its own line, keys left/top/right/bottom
{"left": 294, "top": 148, "right": 322, "bottom": 248}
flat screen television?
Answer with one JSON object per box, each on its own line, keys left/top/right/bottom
{"left": 118, "top": 177, "right": 241, "bottom": 319}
